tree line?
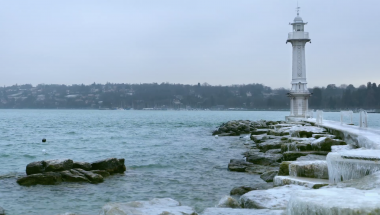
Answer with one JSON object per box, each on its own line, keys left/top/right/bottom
{"left": 0, "top": 82, "right": 379, "bottom": 110}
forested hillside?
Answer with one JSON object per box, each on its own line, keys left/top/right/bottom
{"left": 0, "top": 82, "right": 379, "bottom": 110}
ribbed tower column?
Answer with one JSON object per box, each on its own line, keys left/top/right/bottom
{"left": 286, "top": 7, "right": 311, "bottom": 120}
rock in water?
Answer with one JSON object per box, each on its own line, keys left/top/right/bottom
{"left": 60, "top": 169, "right": 90, "bottom": 183}
{"left": 99, "top": 198, "right": 196, "bottom": 215}
{"left": 216, "top": 196, "right": 241, "bottom": 208}
{"left": 45, "top": 159, "right": 74, "bottom": 172}
{"left": 260, "top": 170, "right": 279, "bottom": 182}
{"left": 17, "top": 172, "right": 62, "bottom": 186}
{"left": 91, "top": 158, "right": 126, "bottom": 174}
{"left": 26, "top": 161, "right": 47, "bottom": 175}
{"left": 91, "top": 170, "right": 110, "bottom": 178}
{"left": 74, "top": 168, "right": 103, "bottom": 183}
{"left": 0, "top": 206, "right": 5, "bottom": 215}
{"left": 73, "top": 161, "right": 92, "bottom": 171}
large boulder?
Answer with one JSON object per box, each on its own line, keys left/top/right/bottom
{"left": 278, "top": 161, "right": 293, "bottom": 176}
{"left": 45, "top": 159, "right": 73, "bottom": 172}
{"left": 26, "top": 161, "right": 46, "bottom": 175}
{"left": 91, "top": 170, "right": 110, "bottom": 178}
{"left": 228, "top": 159, "right": 253, "bottom": 172}
{"left": 283, "top": 151, "right": 328, "bottom": 161}
{"left": 91, "top": 158, "right": 126, "bottom": 174}
{"left": 246, "top": 152, "right": 283, "bottom": 166}
{"left": 256, "top": 139, "right": 283, "bottom": 152}
{"left": 75, "top": 168, "right": 104, "bottom": 183}
{"left": 17, "top": 172, "right": 62, "bottom": 186}
{"left": 99, "top": 198, "right": 196, "bottom": 215}
{"left": 73, "top": 161, "right": 92, "bottom": 171}
{"left": 60, "top": 169, "right": 90, "bottom": 183}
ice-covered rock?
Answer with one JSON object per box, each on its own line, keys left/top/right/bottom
{"left": 283, "top": 151, "right": 328, "bottom": 161}
{"left": 256, "top": 139, "right": 283, "bottom": 152}
{"left": 251, "top": 134, "right": 267, "bottom": 143}
{"left": 99, "top": 198, "right": 196, "bottom": 215}
{"left": 327, "top": 151, "right": 380, "bottom": 183}
{"left": 331, "top": 145, "right": 353, "bottom": 152}
{"left": 240, "top": 185, "right": 307, "bottom": 209}
{"left": 304, "top": 118, "right": 380, "bottom": 149}
{"left": 311, "top": 137, "right": 346, "bottom": 151}
{"left": 286, "top": 188, "right": 380, "bottom": 215}
{"left": 251, "top": 129, "right": 269, "bottom": 135}
{"left": 295, "top": 154, "right": 326, "bottom": 161}
{"left": 216, "top": 196, "right": 240, "bottom": 208}
{"left": 289, "top": 160, "right": 328, "bottom": 179}
{"left": 266, "top": 149, "right": 282, "bottom": 154}
{"left": 202, "top": 208, "right": 284, "bottom": 215}
{"left": 274, "top": 176, "right": 329, "bottom": 189}
{"left": 278, "top": 161, "right": 293, "bottom": 176}
{"left": 335, "top": 171, "right": 380, "bottom": 190}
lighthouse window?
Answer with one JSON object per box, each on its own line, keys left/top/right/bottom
{"left": 297, "top": 25, "right": 301, "bottom": 31}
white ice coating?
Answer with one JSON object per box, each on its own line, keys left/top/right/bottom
{"left": 288, "top": 125, "right": 326, "bottom": 134}
{"left": 99, "top": 198, "right": 196, "bottom": 215}
{"left": 202, "top": 208, "right": 284, "bottom": 215}
{"left": 296, "top": 154, "right": 326, "bottom": 161}
{"left": 327, "top": 152, "right": 380, "bottom": 183}
{"left": 240, "top": 185, "right": 308, "bottom": 210}
{"left": 274, "top": 176, "right": 329, "bottom": 188}
{"left": 286, "top": 188, "right": 380, "bottom": 215}
{"left": 331, "top": 145, "right": 353, "bottom": 152}
{"left": 339, "top": 149, "right": 380, "bottom": 160}
{"left": 304, "top": 119, "right": 380, "bottom": 149}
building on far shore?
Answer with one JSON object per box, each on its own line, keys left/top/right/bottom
{"left": 286, "top": 7, "right": 312, "bottom": 121}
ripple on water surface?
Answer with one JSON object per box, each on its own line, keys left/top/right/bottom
{"left": 1, "top": 110, "right": 373, "bottom": 214}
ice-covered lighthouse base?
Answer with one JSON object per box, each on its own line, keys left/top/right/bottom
{"left": 286, "top": 188, "right": 380, "bottom": 215}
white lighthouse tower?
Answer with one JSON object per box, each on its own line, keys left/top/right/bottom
{"left": 286, "top": 7, "right": 311, "bottom": 121}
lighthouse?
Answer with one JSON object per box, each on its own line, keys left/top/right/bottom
{"left": 286, "top": 7, "right": 311, "bottom": 120}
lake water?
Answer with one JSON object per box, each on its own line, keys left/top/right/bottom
{"left": 0, "top": 110, "right": 379, "bottom": 215}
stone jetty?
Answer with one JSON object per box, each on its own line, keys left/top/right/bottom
{"left": 17, "top": 158, "right": 126, "bottom": 186}
{"left": 207, "top": 119, "right": 380, "bottom": 215}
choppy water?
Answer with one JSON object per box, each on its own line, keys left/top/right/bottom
{"left": 0, "top": 110, "right": 379, "bottom": 215}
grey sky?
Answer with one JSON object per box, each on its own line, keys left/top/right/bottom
{"left": 1, "top": 0, "right": 380, "bottom": 88}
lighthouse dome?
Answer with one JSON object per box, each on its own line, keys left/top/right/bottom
{"left": 294, "top": 16, "right": 303, "bottom": 23}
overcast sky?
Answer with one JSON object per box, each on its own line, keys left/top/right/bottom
{"left": 1, "top": 0, "right": 380, "bottom": 88}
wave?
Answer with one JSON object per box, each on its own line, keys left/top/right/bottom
{"left": 0, "top": 172, "right": 23, "bottom": 180}
{"left": 201, "top": 147, "right": 214, "bottom": 151}
{"left": 23, "top": 154, "right": 37, "bottom": 159}
{"left": 130, "top": 163, "right": 170, "bottom": 169}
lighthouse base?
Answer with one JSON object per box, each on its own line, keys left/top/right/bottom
{"left": 287, "top": 93, "right": 311, "bottom": 121}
